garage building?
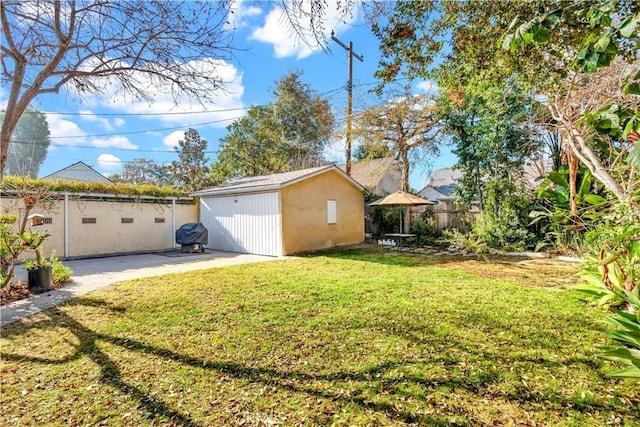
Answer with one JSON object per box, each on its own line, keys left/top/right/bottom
{"left": 191, "top": 165, "right": 365, "bottom": 256}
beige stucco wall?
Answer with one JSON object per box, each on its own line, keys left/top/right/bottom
{"left": 280, "top": 170, "right": 364, "bottom": 255}
{"left": 1, "top": 195, "right": 198, "bottom": 259}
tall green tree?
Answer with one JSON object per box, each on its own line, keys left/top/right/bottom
{"left": 170, "top": 129, "right": 211, "bottom": 192}
{"left": 436, "top": 69, "right": 535, "bottom": 210}
{"left": 212, "top": 71, "right": 334, "bottom": 181}
{"left": 211, "top": 106, "right": 288, "bottom": 181}
{"left": 1, "top": 107, "right": 50, "bottom": 178}
{"left": 272, "top": 70, "right": 335, "bottom": 163}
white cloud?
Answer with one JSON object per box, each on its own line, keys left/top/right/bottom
{"left": 112, "top": 118, "right": 125, "bottom": 127}
{"left": 250, "top": 2, "right": 359, "bottom": 59}
{"left": 96, "top": 153, "right": 121, "bottom": 170}
{"left": 163, "top": 130, "right": 185, "bottom": 148}
{"left": 78, "top": 109, "right": 113, "bottom": 130}
{"left": 79, "top": 58, "right": 246, "bottom": 128}
{"left": 45, "top": 114, "right": 88, "bottom": 147}
{"left": 226, "top": 0, "right": 262, "bottom": 30}
{"left": 417, "top": 80, "right": 438, "bottom": 95}
{"left": 91, "top": 136, "right": 137, "bottom": 150}
{"left": 45, "top": 113, "right": 137, "bottom": 150}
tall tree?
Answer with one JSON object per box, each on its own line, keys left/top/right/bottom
{"left": 170, "top": 129, "right": 211, "bottom": 192}
{"left": 365, "top": 0, "right": 639, "bottom": 202}
{"left": 272, "top": 70, "right": 335, "bottom": 166}
{"left": 1, "top": 0, "right": 235, "bottom": 180}
{"left": 110, "top": 158, "right": 171, "bottom": 186}
{"left": 1, "top": 107, "right": 50, "bottom": 178}
{"left": 353, "top": 91, "right": 439, "bottom": 192}
{"left": 211, "top": 106, "right": 288, "bottom": 181}
{"left": 436, "top": 70, "right": 535, "bottom": 210}
{"left": 212, "top": 71, "right": 334, "bottom": 181}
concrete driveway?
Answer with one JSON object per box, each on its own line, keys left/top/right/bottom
{"left": 1, "top": 250, "right": 284, "bottom": 328}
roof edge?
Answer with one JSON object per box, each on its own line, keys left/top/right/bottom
{"left": 280, "top": 164, "right": 365, "bottom": 192}
{"left": 191, "top": 164, "right": 365, "bottom": 197}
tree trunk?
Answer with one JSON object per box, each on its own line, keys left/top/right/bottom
{"left": 548, "top": 103, "right": 628, "bottom": 201}
{"left": 567, "top": 150, "right": 579, "bottom": 218}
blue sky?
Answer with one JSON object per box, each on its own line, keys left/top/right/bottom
{"left": 29, "top": 1, "right": 456, "bottom": 190}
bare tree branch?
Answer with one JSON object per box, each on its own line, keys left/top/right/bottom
{"left": 1, "top": 0, "right": 236, "bottom": 180}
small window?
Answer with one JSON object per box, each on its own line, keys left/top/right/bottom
{"left": 327, "top": 200, "right": 337, "bottom": 224}
{"left": 121, "top": 217, "right": 134, "bottom": 224}
{"left": 155, "top": 217, "right": 165, "bottom": 223}
{"left": 82, "top": 217, "right": 96, "bottom": 224}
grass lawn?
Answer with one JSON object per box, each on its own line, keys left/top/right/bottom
{"left": 1, "top": 248, "right": 638, "bottom": 426}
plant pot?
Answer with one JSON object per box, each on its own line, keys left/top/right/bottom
{"left": 27, "top": 266, "right": 53, "bottom": 293}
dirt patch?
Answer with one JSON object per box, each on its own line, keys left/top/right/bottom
{"left": 1, "top": 281, "right": 64, "bottom": 306}
{"left": 432, "top": 256, "right": 581, "bottom": 288}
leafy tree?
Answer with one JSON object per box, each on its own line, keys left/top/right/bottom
{"left": 272, "top": 70, "right": 335, "bottom": 164}
{"left": 1, "top": 107, "right": 50, "bottom": 178}
{"left": 212, "top": 71, "right": 334, "bottom": 181}
{"left": 211, "top": 106, "right": 288, "bottom": 181}
{"left": 503, "top": 1, "right": 639, "bottom": 74}
{"left": 110, "top": 158, "right": 171, "bottom": 186}
{"left": 170, "top": 129, "right": 211, "bottom": 192}
{"left": 436, "top": 70, "right": 535, "bottom": 210}
{"left": 353, "top": 90, "right": 439, "bottom": 192}
{"left": 1, "top": 0, "right": 236, "bottom": 180}
{"left": 363, "top": 0, "right": 638, "bottom": 205}
{"left": 353, "top": 140, "right": 393, "bottom": 162}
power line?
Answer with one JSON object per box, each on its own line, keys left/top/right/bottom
{"left": 9, "top": 85, "right": 348, "bottom": 142}
{"left": 15, "top": 106, "right": 251, "bottom": 117}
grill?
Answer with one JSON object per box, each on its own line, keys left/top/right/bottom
{"left": 175, "top": 222, "right": 208, "bottom": 253}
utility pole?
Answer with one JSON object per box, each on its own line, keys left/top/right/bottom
{"left": 331, "top": 31, "right": 363, "bottom": 176}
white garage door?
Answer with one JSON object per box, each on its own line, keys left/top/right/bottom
{"left": 199, "top": 192, "right": 282, "bottom": 256}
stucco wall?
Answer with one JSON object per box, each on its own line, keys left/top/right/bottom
{"left": 1, "top": 195, "right": 198, "bottom": 259}
{"left": 280, "top": 170, "right": 364, "bottom": 254}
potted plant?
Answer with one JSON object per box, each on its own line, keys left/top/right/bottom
{"left": 21, "top": 230, "right": 53, "bottom": 293}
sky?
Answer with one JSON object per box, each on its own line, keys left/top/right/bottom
{"left": 20, "top": 1, "right": 456, "bottom": 191}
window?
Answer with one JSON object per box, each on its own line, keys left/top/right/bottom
{"left": 327, "top": 200, "right": 337, "bottom": 224}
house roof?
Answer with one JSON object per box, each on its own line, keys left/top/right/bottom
{"left": 191, "top": 164, "right": 364, "bottom": 197}
{"left": 418, "top": 167, "right": 461, "bottom": 201}
{"left": 43, "top": 161, "right": 112, "bottom": 183}
{"left": 339, "top": 157, "right": 393, "bottom": 188}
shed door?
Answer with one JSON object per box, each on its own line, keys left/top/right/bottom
{"left": 199, "top": 192, "right": 281, "bottom": 256}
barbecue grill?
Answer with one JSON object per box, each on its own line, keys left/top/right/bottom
{"left": 175, "top": 222, "right": 208, "bottom": 253}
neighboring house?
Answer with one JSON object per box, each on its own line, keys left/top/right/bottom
{"left": 340, "top": 157, "right": 402, "bottom": 196}
{"left": 416, "top": 163, "right": 553, "bottom": 231}
{"left": 191, "top": 164, "right": 365, "bottom": 257}
{"left": 418, "top": 161, "right": 552, "bottom": 204}
{"left": 415, "top": 168, "right": 474, "bottom": 231}
{"left": 43, "top": 161, "right": 112, "bottom": 183}
{"left": 417, "top": 167, "right": 462, "bottom": 205}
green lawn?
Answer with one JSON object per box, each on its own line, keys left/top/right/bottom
{"left": 1, "top": 248, "right": 638, "bottom": 426}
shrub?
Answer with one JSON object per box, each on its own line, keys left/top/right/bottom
{"left": 443, "top": 228, "right": 490, "bottom": 256}
{"left": 410, "top": 209, "right": 440, "bottom": 246}
{"left": 575, "top": 198, "right": 640, "bottom": 377}
{"left": 49, "top": 252, "right": 73, "bottom": 286}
